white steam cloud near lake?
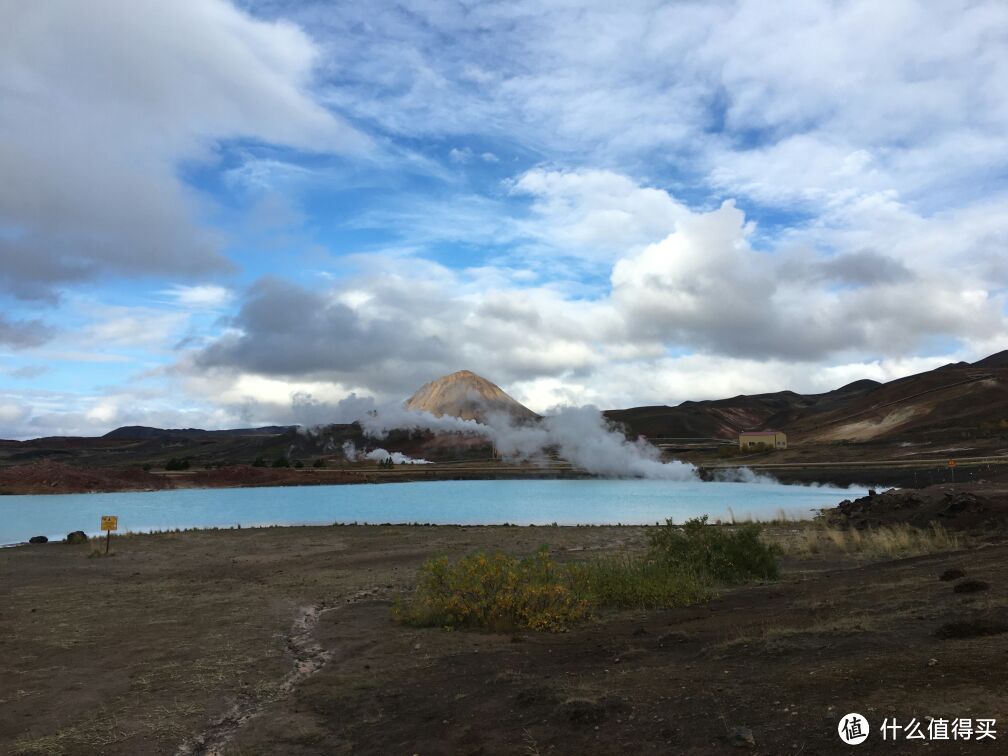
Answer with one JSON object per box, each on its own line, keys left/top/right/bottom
{"left": 341, "top": 441, "right": 432, "bottom": 465}
{"left": 357, "top": 404, "right": 698, "bottom": 481}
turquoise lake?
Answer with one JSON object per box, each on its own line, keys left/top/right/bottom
{"left": 1, "top": 479, "right": 866, "bottom": 544}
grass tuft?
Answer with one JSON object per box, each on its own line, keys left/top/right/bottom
{"left": 770, "top": 522, "right": 959, "bottom": 559}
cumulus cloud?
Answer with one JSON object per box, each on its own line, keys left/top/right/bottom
{"left": 510, "top": 168, "right": 687, "bottom": 263}
{"left": 187, "top": 167, "right": 1008, "bottom": 409}
{"left": 195, "top": 277, "right": 451, "bottom": 390}
{"left": 810, "top": 250, "right": 914, "bottom": 287}
{"left": 0, "top": 0, "right": 368, "bottom": 299}
{"left": 0, "top": 316, "right": 55, "bottom": 348}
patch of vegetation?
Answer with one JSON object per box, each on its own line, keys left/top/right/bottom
{"left": 87, "top": 536, "right": 115, "bottom": 558}
{"left": 271, "top": 456, "right": 290, "bottom": 468}
{"left": 393, "top": 549, "right": 590, "bottom": 632}
{"left": 566, "top": 553, "right": 712, "bottom": 609}
{"left": 293, "top": 459, "right": 304, "bottom": 469}
{"left": 164, "top": 457, "right": 190, "bottom": 471}
{"left": 395, "top": 517, "right": 778, "bottom": 632}
{"left": 312, "top": 458, "right": 326, "bottom": 468}
{"left": 251, "top": 456, "right": 267, "bottom": 467}
{"left": 649, "top": 515, "right": 780, "bottom": 583}
{"left": 771, "top": 522, "right": 959, "bottom": 559}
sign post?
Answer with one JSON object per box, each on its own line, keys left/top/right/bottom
{"left": 100, "top": 515, "right": 118, "bottom": 554}
{"left": 947, "top": 460, "right": 956, "bottom": 488}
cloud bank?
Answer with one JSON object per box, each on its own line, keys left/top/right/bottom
{"left": 1, "top": 0, "right": 1006, "bottom": 439}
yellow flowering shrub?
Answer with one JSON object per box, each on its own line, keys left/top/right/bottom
{"left": 393, "top": 548, "right": 590, "bottom": 632}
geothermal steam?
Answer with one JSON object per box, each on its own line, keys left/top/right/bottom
{"left": 358, "top": 404, "right": 697, "bottom": 480}
{"left": 342, "top": 441, "right": 432, "bottom": 465}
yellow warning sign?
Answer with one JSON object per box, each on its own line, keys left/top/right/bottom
{"left": 100, "top": 515, "right": 118, "bottom": 531}
{"left": 947, "top": 460, "right": 956, "bottom": 468}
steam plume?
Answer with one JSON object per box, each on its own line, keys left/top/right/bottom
{"left": 359, "top": 403, "right": 697, "bottom": 480}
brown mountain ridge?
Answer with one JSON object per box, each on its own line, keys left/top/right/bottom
{"left": 605, "top": 351, "right": 1008, "bottom": 444}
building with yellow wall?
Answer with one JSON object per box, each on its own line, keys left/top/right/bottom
{"left": 738, "top": 431, "right": 787, "bottom": 450}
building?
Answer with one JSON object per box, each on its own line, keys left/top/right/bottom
{"left": 738, "top": 430, "right": 787, "bottom": 450}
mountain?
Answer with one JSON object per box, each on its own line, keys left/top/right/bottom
{"left": 102, "top": 425, "right": 294, "bottom": 440}
{"left": 606, "top": 352, "right": 1008, "bottom": 444}
{"left": 405, "top": 370, "right": 540, "bottom": 424}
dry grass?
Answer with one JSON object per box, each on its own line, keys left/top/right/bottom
{"left": 766, "top": 522, "right": 960, "bottom": 560}
{"left": 86, "top": 536, "right": 115, "bottom": 558}
{"left": 714, "top": 614, "right": 880, "bottom": 654}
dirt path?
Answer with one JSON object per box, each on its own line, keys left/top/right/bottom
{"left": 178, "top": 586, "right": 392, "bottom": 756}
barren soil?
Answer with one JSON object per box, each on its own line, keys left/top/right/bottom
{"left": 3, "top": 519, "right": 1007, "bottom": 755}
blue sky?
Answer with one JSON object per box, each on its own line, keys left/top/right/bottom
{"left": 1, "top": 0, "right": 1007, "bottom": 438}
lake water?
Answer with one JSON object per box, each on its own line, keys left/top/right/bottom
{"left": 1, "top": 479, "right": 865, "bottom": 545}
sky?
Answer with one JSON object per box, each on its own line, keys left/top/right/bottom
{"left": 1, "top": 0, "right": 1007, "bottom": 439}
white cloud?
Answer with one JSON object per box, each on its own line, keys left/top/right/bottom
{"left": 510, "top": 168, "right": 688, "bottom": 262}
{"left": 0, "top": 0, "right": 369, "bottom": 299}
{"left": 4, "top": 1, "right": 1007, "bottom": 436}
{"left": 160, "top": 285, "right": 235, "bottom": 310}
{"left": 184, "top": 169, "right": 1007, "bottom": 419}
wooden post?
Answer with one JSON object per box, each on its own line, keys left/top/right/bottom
{"left": 106, "top": 529, "right": 111, "bottom": 554}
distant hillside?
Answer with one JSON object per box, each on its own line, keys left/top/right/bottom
{"left": 606, "top": 352, "right": 1008, "bottom": 444}
{"left": 103, "top": 425, "right": 294, "bottom": 440}
{"left": 405, "top": 370, "right": 540, "bottom": 424}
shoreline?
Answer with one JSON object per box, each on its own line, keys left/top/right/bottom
{"left": 2, "top": 513, "right": 827, "bottom": 549}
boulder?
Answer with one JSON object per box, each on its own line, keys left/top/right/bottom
{"left": 65, "top": 530, "right": 88, "bottom": 545}
{"left": 28, "top": 535, "right": 48, "bottom": 544}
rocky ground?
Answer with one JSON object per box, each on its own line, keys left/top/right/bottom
{"left": 828, "top": 482, "right": 1008, "bottom": 531}
{"left": 2, "top": 497, "right": 1007, "bottom": 755}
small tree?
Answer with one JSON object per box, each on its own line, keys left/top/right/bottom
{"left": 293, "top": 459, "right": 304, "bottom": 469}
{"left": 271, "top": 456, "right": 290, "bottom": 468}
{"left": 252, "top": 456, "right": 267, "bottom": 467}
{"left": 312, "top": 458, "right": 326, "bottom": 468}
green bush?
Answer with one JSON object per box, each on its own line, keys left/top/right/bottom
{"left": 293, "top": 459, "right": 304, "bottom": 469}
{"left": 567, "top": 553, "right": 711, "bottom": 610}
{"left": 164, "top": 457, "right": 190, "bottom": 471}
{"left": 395, "top": 517, "right": 779, "bottom": 633}
{"left": 312, "top": 458, "right": 326, "bottom": 468}
{"left": 648, "top": 515, "right": 779, "bottom": 583}
{"left": 252, "top": 456, "right": 267, "bottom": 467}
{"left": 271, "top": 456, "right": 290, "bottom": 468}
{"left": 393, "top": 548, "right": 590, "bottom": 632}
